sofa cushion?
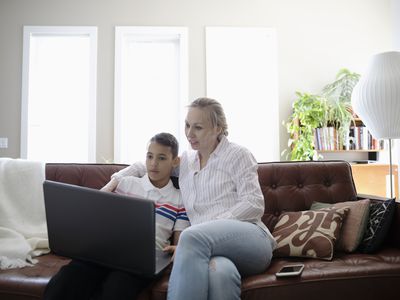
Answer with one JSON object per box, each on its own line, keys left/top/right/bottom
{"left": 272, "top": 207, "right": 349, "bottom": 260}
{"left": 358, "top": 198, "right": 396, "bottom": 253}
{"left": 310, "top": 199, "right": 370, "bottom": 252}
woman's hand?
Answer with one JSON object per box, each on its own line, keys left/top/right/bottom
{"left": 100, "top": 178, "right": 118, "bottom": 192}
{"left": 163, "top": 245, "right": 177, "bottom": 261}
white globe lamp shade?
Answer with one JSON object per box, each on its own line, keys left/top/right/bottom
{"left": 351, "top": 51, "right": 400, "bottom": 139}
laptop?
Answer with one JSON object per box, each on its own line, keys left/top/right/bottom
{"left": 43, "top": 180, "right": 172, "bottom": 277}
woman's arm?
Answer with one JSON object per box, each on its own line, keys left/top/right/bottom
{"left": 100, "top": 177, "right": 119, "bottom": 192}
{"left": 101, "top": 162, "right": 146, "bottom": 191}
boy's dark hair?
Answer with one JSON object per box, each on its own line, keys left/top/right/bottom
{"left": 149, "top": 133, "right": 179, "bottom": 158}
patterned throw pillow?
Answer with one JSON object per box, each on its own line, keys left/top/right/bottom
{"left": 358, "top": 198, "right": 396, "bottom": 253}
{"left": 272, "top": 207, "right": 349, "bottom": 260}
{"left": 310, "top": 199, "right": 370, "bottom": 253}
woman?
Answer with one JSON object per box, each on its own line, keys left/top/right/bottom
{"left": 105, "top": 98, "right": 276, "bottom": 300}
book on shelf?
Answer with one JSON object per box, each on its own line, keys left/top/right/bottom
{"left": 313, "top": 126, "right": 385, "bottom": 151}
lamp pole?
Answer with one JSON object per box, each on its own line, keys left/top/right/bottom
{"left": 389, "top": 138, "right": 393, "bottom": 199}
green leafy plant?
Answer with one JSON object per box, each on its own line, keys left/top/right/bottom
{"left": 322, "top": 69, "right": 361, "bottom": 148}
{"left": 284, "top": 69, "right": 360, "bottom": 161}
{"left": 322, "top": 68, "right": 361, "bottom": 104}
{"left": 283, "top": 92, "right": 327, "bottom": 161}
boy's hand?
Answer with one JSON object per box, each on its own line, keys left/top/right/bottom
{"left": 163, "top": 245, "right": 177, "bottom": 261}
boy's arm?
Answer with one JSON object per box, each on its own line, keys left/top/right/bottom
{"left": 172, "top": 230, "right": 182, "bottom": 245}
{"left": 163, "top": 231, "right": 182, "bottom": 261}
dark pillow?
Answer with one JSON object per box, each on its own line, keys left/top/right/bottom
{"left": 358, "top": 198, "right": 396, "bottom": 253}
{"left": 272, "top": 207, "right": 349, "bottom": 260}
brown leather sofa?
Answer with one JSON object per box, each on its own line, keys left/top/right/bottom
{"left": 1, "top": 161, "right": 400, "bottom": 300}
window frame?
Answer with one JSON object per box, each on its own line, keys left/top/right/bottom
{"left": 20, "top": 26, "right": 98, "bottom": 161}
{"left": 114, "top": 26, "right": 188, "bottom": 163}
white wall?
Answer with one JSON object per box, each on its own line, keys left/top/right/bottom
{"left": 393, "top": 0, "right": 400, "bottom": 50}
{"left": 0, "top": 0, "right": 393, "bottom": 162}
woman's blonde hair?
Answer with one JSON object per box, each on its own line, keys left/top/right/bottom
{"left": 189, "top": 97, "right": 228, "bottom": 137}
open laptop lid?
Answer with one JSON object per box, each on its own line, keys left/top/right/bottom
{"left": 43, "top": 180, "right": 171, "bottom": 277}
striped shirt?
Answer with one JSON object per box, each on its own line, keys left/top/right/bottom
{"left": 115, "top": 175, "right": 190, "bottom": 250}
{"left": 179, "top": 136, "right": 276, "bottom": 247}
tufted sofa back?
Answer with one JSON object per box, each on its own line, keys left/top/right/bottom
{"left": 46, "top": 160, "right": 358, "bottom": 231}
{"left": 258, "top": 160, "right": 358, "bottom": 230}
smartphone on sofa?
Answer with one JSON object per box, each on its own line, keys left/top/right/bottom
{"left": 275, "top": 264, "right": 304, "bottom": 278}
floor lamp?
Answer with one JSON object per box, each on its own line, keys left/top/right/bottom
{"left": 351, "top": 51, "right": 400, "bottom": 199}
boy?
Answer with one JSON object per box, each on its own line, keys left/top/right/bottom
{"left": 44, "top": 133, "right": 190, "bottom": 300}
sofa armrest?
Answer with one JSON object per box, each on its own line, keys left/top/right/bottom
{"left": 357, "top": 194, "right": 400, "bottom": 249}
{"left": 386, "top": 200, "right": 400, "bottom": 248}
{"left": 356, "top": 193, "right": 390, "bottom": 201}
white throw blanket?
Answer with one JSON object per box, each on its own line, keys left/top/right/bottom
{"left": 0, "top": 158, "right": 50, "bottom": 269}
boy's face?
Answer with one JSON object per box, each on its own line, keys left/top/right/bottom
{"left": 146, "top": 142, "right": 179, "bottom": 188}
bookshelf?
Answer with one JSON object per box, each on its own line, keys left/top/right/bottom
{"left": 313, "top": 118, "right": 396, "bottom": 198}
{"left": 314, "top": 118, "right": 386, "bottom": 160}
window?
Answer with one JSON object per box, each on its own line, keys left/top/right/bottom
{"left": 114, "top": 27, "right": 188, "bottom": 163}
{"left": 21, "top": 26, "right": 97, "bottom": 162}
{"left": 206, "top": 27, "right": 279, "bottom": 162}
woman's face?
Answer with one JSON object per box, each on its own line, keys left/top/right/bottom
{"left": 185, "top": 107, "right": 221, "bottom": 154}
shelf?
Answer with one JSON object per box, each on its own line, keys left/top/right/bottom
{"left": 317, "top": 149, "right": 382, "bottom": 153}
{"left": 314, "top": 125, "right": 384, "bottom": 153}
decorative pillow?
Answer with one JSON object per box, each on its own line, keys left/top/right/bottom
{"left": 310, "top": 199, "right": 370, "bottom": 252}
{"left": 272, "top": 207, "right": 349, "bottom": 260}
{"left": 358, "top": 198, "right": 396, "bottom": 253}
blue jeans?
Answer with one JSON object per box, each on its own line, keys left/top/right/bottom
{"left": 167, "top": 219, "right": 274, "bottom": 300}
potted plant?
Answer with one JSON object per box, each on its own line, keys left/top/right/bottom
{"left": 283, "top": 92, "right": 327, "bottom": 161}
{"left": 284, "top": 69, "right": 360, "bottom": 161}
{"left": 322, "top": 69, "right": 361, "bottom": 148}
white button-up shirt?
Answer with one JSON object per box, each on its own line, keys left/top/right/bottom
{"left": 179, "top": 136, "right": 275, "bottom": 246}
